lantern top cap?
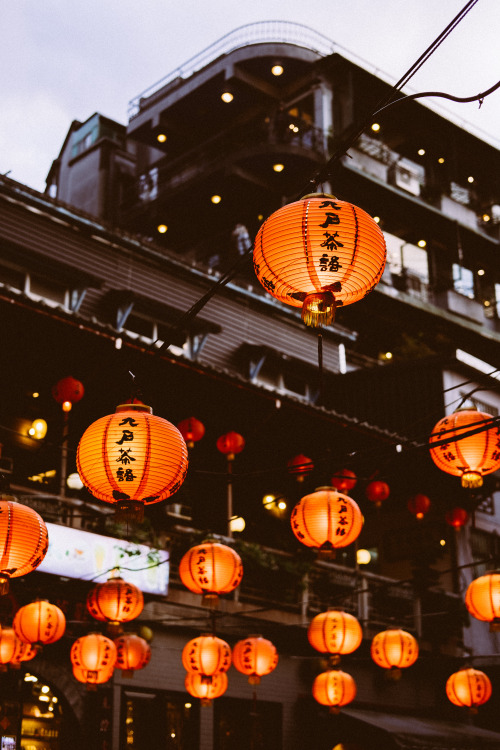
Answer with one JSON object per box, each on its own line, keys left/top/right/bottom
{"left": 115, "top": 403, "right": 153, "bottom": 415}
{"left": 301, "top": 192, "right": 337, "bottom": 200}
{"left": 314, "top": 485, "right": 337, "bottom": 492}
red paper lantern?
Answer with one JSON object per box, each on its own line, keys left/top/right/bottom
{"left": 71, "top": 633, "right": 116, "bottom": 689}
{"left": 13, "top": 600, "right": 66, "bottom": 649}
{"left": 429, "top": 408, "right": 500, "bottom": 488}
{"left": 365, "top": 480, "right": 390, "bottom": 507}
{"left": 312, "top": 670, "right": 356, "bottom": 713}
{"left": 9, "top": 636, "right": 36, "bottom": 668}
{"left": 232, "top": 636, "right": 278, "bottom": 685}
{"left": 287, "top": 454, "right": 314, "bottom": 482}
{"left": 114, "top": 634, "right": 151, "bottom": 676}
{"left": 76, "top": 403, "right": 188, "bottom": 520}
{"left": 308, "top": 610, "right": 362, "bottom": 664}
{"left": 216, "top": 431, "right": 245, "bottom": 459}
{"left": 0, "top": 499, "right": 49, "bottom": 594}
{"left": 371, "top": 629, "right": 418, "bottom": 678}
{"left": 179, "top": 541, "right": 243, "bottom": 604}
{"left": 52, "top": 376, "right": 84, "bottom": 405}
{"left": 0, "top": 628, "right": 17, "bottom": 669}
{"left": 290, "top": 487, "right": 363, "bottom": 550}
{"left": 446, "top": 667, "right": 492, "bottom": 711}
{"left": 253, "top": 193, "right": 386, "bottom": 327}
{"left": 177, "top": 417, "right": 205, "bottom": 449}
{"left": 87, "top": 577, "right": 144, "bottom": 633}
{"left": 445, "top": 507, "right": 469, "bottom": 529}
{"left": 182, "top": 634, "right": 231, "bottom": 682}
{"left": 407, "top": 494, "right": 431, "bottom": 520}
{"left": 185, "top": 671, "right": 228, "bottom": 705}
{"left": 330, "top": 469, "right": 357, "bottom": 493}
{"left": 465, "top": 571, "right": 500, "bottom": 631}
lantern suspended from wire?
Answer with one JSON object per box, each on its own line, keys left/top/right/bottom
{"left": 185, "top": 671, "right": 228, "bottom": 705}
{"left": 87, "top": 576, "right": 144, "bottom": 635}
{"left": 71, "top": 633, "right": 116, "bottom": 690}
{"left": 287, "top": 454, "right": 314, "bottom": 482}
{"left": 0, "top": 628, "right": 17, "bottom": 670}
{"left": 182, "top": 634, "right": 231, "bottom": 683}
{"left": 13, "top": 600, "right": 66, "bottom": 651}
{"left": 308, "top": 610, "right": 362, "bottom": 666}
{"left": 216, "top": 431, "right": 245, "bottom": 460}
{"left": 429, "top": 407, "right": 500, "bottom": 488}
{"left": 330, "top": 469, "right": 357, "bottom": 494}
{"left": 0, "top": 498, "right": 49, "bottom": 594}
{"left": 177, "top": 417, "right": 205, "bottom": 449}
{"left": 52, "top": 376, "right": 84, "bottom": 411}
{"left": 291, "top": 487, "right": 363, "bottom": 550}
{"left": 179, "top": 541, "right": 243, "bottom": 606}
{"left": 232, "top": 635, "right": 278, "bottom": 685}
{"left": 253, "top": 193, "right": 386, "bottom": 327}
{"left": 445, "top": 507, "right": 468, "bottom": 530}
{"left": 407, "top": 494, "right": 431, "bottom": 520}
{"left": 465, "top": 571, "right": 500, "bottom": 631}
{"left": 76, "top": 403, "right": 188, "bottom": 520}
{"left": 446, "top": 667, "right": 492, "bottom": 712}
{"left": 312, "top": 669, "right": 356, "bottom": 713}
{"left": 371, "top": 629, "right": 418, "bottom": 680}
{"left": 114, "top": 633, "right": 151, "bottom": 677}
{"left": 365, "top": 480, "right": 390, "bottom": 508}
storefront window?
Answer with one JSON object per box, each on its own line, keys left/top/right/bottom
{"left": 121, "top": 692, "right": 198, "bottom": 750}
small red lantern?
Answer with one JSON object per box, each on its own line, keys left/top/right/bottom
{"left": 0, "top": 628, "right": 17, "bottom": 670}
{"left": 445, "top": 507, "right": 469, "bottom": 529}
{"left": 114, "top": 633, "right": 151, "bottom": 677}
{"left": 290, "top": 487, "right": 363, "bottom": 550}
{"left": 185, "top": 671, "right": 228, "bottom": 705}
{"left": 330, "top": 469, "right": 357, "bottom": 494}
{"left": 177, "top": 417, "right": 205, "bottom": 449}
{"left": 71, "top": 633, "right": 116, "bottom": 690}
{"left": 287, "top": 454, "right": 314, "bottom": 482}
{"left": 407, "top": 494, "right": 431, "bottom": 520}
{"left": 232, "top": 635, "right": 278, "bottom": 685}
{"left": 312, "top": 670, "right": 356, "bottom": 713}
{"left": 87, "top": 577, "right": 144, "bottom": 634}
{"left": 446, "top": 667, "right": 492, "bottom": 711}
{"left": 182, "top": 634, "right": 231, "bottom": 683}
{"left": 308, "top": 610, "right": 362, "bottom": 664}
{"left": 0, "top": 499, "right": 49, "bottom": 594}
{"left": 13, "top": 600, "right": 66, "bottom": 650}
{"left": 465, "top": 571, "right": 500, "bottom": 631}
{"left": 371, "top": 629, "right": 418, "bottom": 679}
{"left": 179, "top": 541, "right": 243, "bottom": 605}
{"left": 9, "top": 637, "right": 36, "bottom": 668}
{"left": 52, "top": 376, "right": 84, "bottom": 406}
{"left": 216, "top": 431, "right": 245, "bottom": 459}
{"left": 365, "top": 480, "right": 390, "bottom": 508}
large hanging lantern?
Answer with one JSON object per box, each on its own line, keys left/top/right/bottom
{"left": 312, "top": 670, "right": 356, "bottom": 713}
{"left": 179, "top": 541, "right": 243, "bottom": 605}
{"left": 232, "top": 635, "right": 278, "bottom": 685}
{"left": 407, "top": 494, "right": 431, "bottom": 520}
{"left": 446, "top": 667, "right": 492, "bottom": 712}
{"left": 71, "top": 633, "right": 116, "bottom": 690}
{"left": 365, "top": 480, "right": 390, "bottom": 508}
{"left": 52, "top": 376, "right": 84, "bottom": 409}
{"left": 253, "top": 193, "right": 386, "bottom": 327}
{"left": 182, "top": 634, "right": 231, "bottom": 683}
{"left": 177, "top": 417, "right": 205, "bottom": 449}
{"left": 290, "top": 487, "right": 363, "bottom": 550}
{"left": 465, "top": 572, "right": 500, "bottom": 631}
{"left": 445, "top": 507, "right": 468, "bottom": 530}
{"left": 287, "top": 454, "right": 314, "bottom": 482}
{"left": 87, "top": 576, "right": 144, "bottom": 634}
{"left": 0, "top": 499, "right": 49, "bottom": 594}
{"left": 114, "top": 633, "right": 151, "bottom": 677}
{"left": 429, "top": 408, "right": 500, "bottom": 488}
{"left": 308, "top": 610, "right": 362, "bottom": 665}
{"left": 185, "top": 671, "right": 228, "bottom": 705}
{"left": 9, "top": 637, "right": 37, "bottom": 668}
{"left": 216, "top": 431, "right": 245, "bottom": 459}
{"left": 0, "top": 628, "right": 17, "bottom": 670}
{"left": 371, "top": 629, "right": 418, "bottom": 679}
{"left": 76, "top": 403, "right": 188, "bottom": 520}
{"left": 13, "top": 600, "right": 66, "bottom": 650}
{"left": 330, "top": 469, "right": 357, "bottom": 494}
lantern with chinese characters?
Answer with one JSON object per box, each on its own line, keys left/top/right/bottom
{"left": 182, "top": 634, "right": 231, "bottom": 683}
{"left": 290, "top": 487, "right": 363, "bottom": 550}
{"left": 312, "top": 670, "right": 356, "bottom": 713}
{"left": 287, "top": 454, "right": 314, "bottom": 482}
{"left": 365, "top": 480, "right": 390, "bottom": 508}
{"left": 216, "top": 431, "right": 245, "bottom": 459}
{"left": 179, "top": 541, "right": 243, "bottom": 605}
{"left": 407, "top": 494, "right": 431, "bottom": 520}
{"left": 0, "top": 628, "right": 17, "bottom": 670}
{"left": 71, "top": 633, "right": 116, "bottom": 690}
{"left": 330, "top": 469, "right": 357, "bottom": 494}
{"left": 185, "top": 671, "right": 228, "bottom": 705}
{"left": 9, "top": 637, "right": 36, "bottom": 669}
{"left": 177, "top": 417, "right": 205, "bottom": 449}
{"left": 87, "top": 576, "right": 144, "bottom": 634}
{"left": 371, "top": 629, "right": 418, "bottom": 679}
{"left": 232, "top": 636, "right": 278, "bottom": 685}
{"left": 465, "top": 572, "right": 500, "bottom": 631}
{"left": 76, "top": 403, "right": 188, "bottom": 520}
{"left": 13, "top": 600, "right": 66, "bottom": 650}
{"left": 446, "top": 667, "right": 492, "bottom": 712}
{"left": 253, "top": 193, "right": 386, "bottom": 327}
{"left": 308, "top": 610, "right": 362, "bottom": 665}
{"left": 445, "top": 507, "right": 468, "bottom": 530}
{"left": 52, "top": 376, "right": 84, "bottom": 410}
{"left": 114, "top": 633, "right": 151, "bottom": 677}
{"left": 0, "top": 499, "right": 49, "bottom": 594}
{"left": 429, "top": 408, "right": 500, "bottom": 488}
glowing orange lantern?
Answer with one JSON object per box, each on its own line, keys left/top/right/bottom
{"left": 13, "top": 600, "right": 66, "bottom": 650}
{"left": 0, "top": 499, "right": 49, "bottom": 594}
{"left": 232, "top": 635, "right": 278, "bottom": 685}
{"left": 52, "top": 376, "right": 84, "bottom": 406}
{"left": 87, "top": 577, "right": 144, "bottom": 634}
{"left": 446, "top": 667, "right": 492, "bottom": 711}
{"left": 407, "top": 494, "right": 431, "bottom": 520}
{"left": 465, "top": 571, "right": 500, "bottom": 631}
{"left": 371, "top": 629, "right": 418, "bottom": 679}
{"left": 76, "top": 403, "right": 188, "bottom": 520}
{"left": 330, "top": 469, "right": 357, "bottom": 493}
{"left": 71, "top": 633, "right": 116, "bottom": 689}
{"left": 308, "top": 610, "right": 362, "bottom": 664}
{"left": 185, "top": 671, "right": 228, "bottom": 705}
{"left": 253, "top": 193, "right": 386, "bottom": 327}
{"left": 445, "top": 507, "right": 468, "bottom": 529}
{"left": 177, "top": 417, "right": 205, "bottom": 449}
{"left": 429, "top": 408, "right": 500, "bottom": 488}
{"left": 365, "top": 480, "right": 390, "bottom": 508}
{"left": 287, "top": 454, "right": 314, "bottom": 482}
{"left": 216, "top": 431, "right": 245, "bottom": 459}
{"left": 312, "top": 669, "right": 356, "bottom": 713}
{"left": 182, "top": 634, "right": 231, "bottom": 682}
{"left": 0, "top": 628, "right": 17, "bottom": 670}
{"left": 114, "top": 633, "right": 151, "bottom": 676}
{"left": 179, "top": 541, "right": 243, "bottom": 605}
{"left": 9, "top": 637, "right": 36, "bottom": 668}
{"left": 290, "top": 487, "right": 363, "bottom": 550}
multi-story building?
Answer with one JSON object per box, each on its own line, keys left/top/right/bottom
{"left": 0, "top": 20, "right": 499, "bottom": 750}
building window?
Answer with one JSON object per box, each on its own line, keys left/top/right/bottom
{"left": 214, "top": 697, "right": 282, "bottom": 750}
{"left": 121, "top": 691, "right": 198, "bottom": 750}
{"left": 452, "top": 263, "right": 475, "bottom": 299}
{"left": 470, "top": 528, "right": 500, "bottom": 577}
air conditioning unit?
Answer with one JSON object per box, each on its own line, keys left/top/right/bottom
{"left": 388, "top": 160, "right": 422, "bottom": 197}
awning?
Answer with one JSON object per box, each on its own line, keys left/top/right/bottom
{"left": 341, "top": 707, "right": 500, "bottom": 750}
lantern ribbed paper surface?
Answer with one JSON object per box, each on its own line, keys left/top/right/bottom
{"left": 312, "top": 670, "right": 356, "bottom": 712}
{"left": 291, "top": 487, "right": 363, "bottom": 549}
{"left": 114, "top": 634, "right": 151, "bottom": 675}
{"left": 185, "top": 671, "right": 228, "bottom": 703}
{"left": 232, "top": 636, "right": 278, "bottom": 685}
{"left": 446, "top": 667, "right": 492, "bottom": 709}
{"left": 465, "top": 572, "right": 500, "bottom": 631}
{"left": 71, "top": 633, "right": 116, "bottom": 687}
{"left": 253, "top": 194, "right": 386, "bottom": 326}
{"left": 308, "top": 610, "right": 362, "bottom": 657}
{"left": 76, "top": 404, "right": 188, "bottom": 509}
{"left": 13, "top": 600, "right": 66, "bottom": 647}
{"left": 10, "top": 637, "right": 36, "bottom": 667}
{"left": 429, "top": 408, "right": 500, "bottom": 488}
{"left": 182, "top": 635, "right": 231, "bottom": 678}
{"left": 87, "top": 577, "right": 144, "bottom": 626}
{"left": 0, "top": 500, "right": 49, "bottom": 592}
{"left": 371, "top": 629, "right": 418, "bottom": 670}
{"left": 179, "top": 542, "right": 243, "bottom": 598}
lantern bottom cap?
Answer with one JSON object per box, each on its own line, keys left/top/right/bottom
{"left": 301, "top": 292, "right": 336, "bottom": 328}
{"left": 461, "top": 471, "right": 482, "bottom": 488}
{"left": 489, "top": 619, "right": 500, "bottom": 632}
